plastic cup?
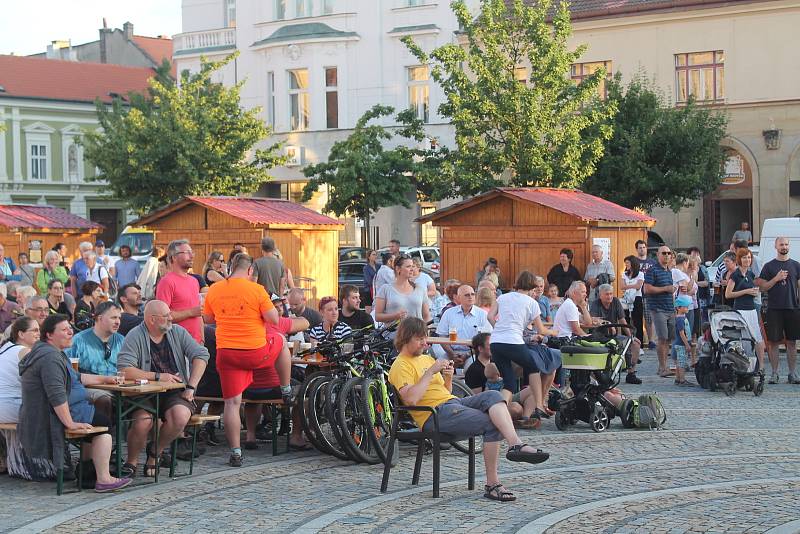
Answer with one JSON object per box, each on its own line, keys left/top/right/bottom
{"left": 449, "top": 328, "right": 457, "bottom": 342}
{"left": 70, "top": 358, "right": 79, "bottom": 372}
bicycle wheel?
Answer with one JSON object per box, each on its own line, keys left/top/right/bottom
{"left": 336, "top": 377, "right": 380, "bottom": 464}
{"left": 449, "top": 379, "right": 484, "bottom": 454}
{"left": 361, "top": 377, "right": 398, "bottom": 465}
{"left": 297, "top": 371, "right": 330, "bottom": 453}
{"left": 307, "top": 376, "right": 349, "bottom": 460}
{"left": 323, "top": 377, "right": 357, "bottom": 462}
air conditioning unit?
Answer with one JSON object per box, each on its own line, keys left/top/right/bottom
{"left": 285, "top": 145, "right": 303, "bottom": 166}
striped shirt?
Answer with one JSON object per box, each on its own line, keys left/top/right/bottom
{"left": 309, "top": 321, "right": 353, "bottom": 342}
{"left": 644, "top": 263, "right": 674, "bottom": 313}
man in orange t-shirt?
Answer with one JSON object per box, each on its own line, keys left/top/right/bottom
{"left": 202, "top": 252, "right": 291, "bottom": 467}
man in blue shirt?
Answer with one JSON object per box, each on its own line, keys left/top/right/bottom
{"left": 114, "top": 245, "right": 142, "bottom": 288}
{"left": 68, "top": 241, "right": 95, "bottom": 298}
{"left": 436, "top": 284, "right": 492, "bottom": 368}
{"left": 644, "top": 245, "right": 677, "bottom": 377}
{"left": 69, "top": 301, "right": 124, "bottom": 377}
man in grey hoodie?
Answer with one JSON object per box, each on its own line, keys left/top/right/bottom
{"left": 117, "top": 300, "right": 208, "bottom": 477}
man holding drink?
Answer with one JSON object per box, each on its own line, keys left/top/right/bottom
{"left": 435, "top": 285, "right": 492, "bottom": 368}
{"left": 757, "top": 237, "right": 800, "bottom": 384}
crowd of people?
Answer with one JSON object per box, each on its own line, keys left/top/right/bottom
{"left": 0, "top": 230, "right": 797, "bottom": 502}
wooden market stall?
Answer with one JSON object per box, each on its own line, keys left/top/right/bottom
{"left": 132, "top": 196, "right": 344, "bottom": 306}
{"left": 0, "top": 204, "right": 101, "bottom": 264}
{"left": 417, "top": 188, "right": 656, "bottom": 294}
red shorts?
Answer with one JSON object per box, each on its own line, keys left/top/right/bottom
{"left": 217, "top": 335, "right": 283, "bottom": 398}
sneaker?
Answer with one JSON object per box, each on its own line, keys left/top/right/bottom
{"left": 788, "top": 374, "right": 800, "bottom": 384}
{"left": 228, "top": 453, "right": 243, "bottom": 467}
{"left": 648, "top": 342, "right": 656, "bottom": 350}
{"left": 255, "top": 424, "right": 273, "bottom": 442}
{"left": 94, "top": 477, "right": 132, "bottom": 493}
{"left": 625, "top": 373, "right": 642, "bottom": 385}
{"left": 175, "top": 439, "right": 200, "bottom": 461}
{"left": 200, "top": 423, "right": 220, "bottom": 446}
{"left": 769, "top": 373, "right": 779, "bottom": 385}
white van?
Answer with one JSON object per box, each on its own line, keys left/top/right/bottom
{"left": 758, "top": 218, "right": 800, "bottom": 264}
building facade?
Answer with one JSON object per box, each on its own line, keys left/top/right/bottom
{"left": 0, "top": 55, "right": 154, "bottom": 245}
{"left": 175, "top": 0, "right": 800, "bottom": 255}
{"left": 174, "top": 0, "right": 481, "bottom": 248}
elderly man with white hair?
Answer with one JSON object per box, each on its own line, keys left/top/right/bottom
{"left": 585, "top": 245, "right": 615, "bottom": 305}
{"left": 435, "top": 284, "right": 492, "bottom": 370}
{"left": 553, "top": 281, "right": 594, "bottom": 339}
{"left": 590, "top": 283, "right": 642, "bottom": 384}
{"left": 68, "top": 241, "right": 95, "bottom": 298}
{"left": 117, "top": 299, "right": 209, "bottom": 478}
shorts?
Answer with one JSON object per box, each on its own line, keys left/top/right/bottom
{"left": 737, "top": 309, "right": 763, "bottom": 343}
{"left": 217, "top": 337, "right": 282, "bottom": 398}
{"left": 651, "top": 310, "right": 675, "bottom": 342}
{"left": 765, "top": 308, "right": 800, "bottom": 342}
{"left": 423, "top": 390, "right": 504, "bottom": 442}
{"left": 671, "top": 345, "right": 689, "bottom": 369}
{"left": 86, "top": 388, "right": 114, "bottom": 404}
{"left": 140, "top": 390, "right": 196, "bottom": 421}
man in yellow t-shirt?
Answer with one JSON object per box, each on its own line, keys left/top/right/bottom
{"left": 388, "top": 317, "right": 550, "bottom": 503}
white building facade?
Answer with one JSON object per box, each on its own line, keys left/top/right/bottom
{"left": 174, "top": 0, "right": 480, "bottom": 248}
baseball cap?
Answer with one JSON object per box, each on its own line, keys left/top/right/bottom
{"left": 95, "top": 239, "right": 105, "bottom": 247}
{"left": 674, "top": 295, "right": 692, "bottom": 309}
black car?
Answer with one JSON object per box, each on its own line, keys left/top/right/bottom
{"left": 339, "top": 259, "right": 440, "bottom": 302}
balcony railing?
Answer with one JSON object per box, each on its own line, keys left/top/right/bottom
{"left": 174, "top": 28, "right": 236, "bottom": 54}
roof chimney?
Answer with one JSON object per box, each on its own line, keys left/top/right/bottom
{"left": 123, "top": 21, "right": 134, "bottom": 41}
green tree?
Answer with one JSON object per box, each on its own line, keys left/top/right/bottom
{"left": 581, "top": 73, "right": 728, "bottom": 212}
{"left": 403, "top": 0, "right": 616, "bottom": 197}
{"left": 83, "top": 53, "right": 283, "bottom": 214}
{"left": 302, "top": 105, "right": 434, "bottom": 248}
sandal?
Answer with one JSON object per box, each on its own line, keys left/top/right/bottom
{"left": 506, "top": 444, "right": 549, "bottom": 464}
{"left": 534, "top": 408, "right": 550, "bottom": 420}
{"left": 484, "top": 483, "right": 516, "bottom": 502}
{"left": 119, "top": 462, "right": 137, "bottom": 478}
{"left": 514, "top": 417, "right": 541, "bottom": 430}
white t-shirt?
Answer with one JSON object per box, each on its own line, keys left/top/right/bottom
{"left": 490, "top": 292, "right": 540, "bottom": 345}
{"left": 414, "top": 272, "right": 434, "bottom": 290}
{"left": 622, "top": 272, "right": 645, "bottom": 309}
{"left": 553, "top": 297, "right": 581, "bottom": 338}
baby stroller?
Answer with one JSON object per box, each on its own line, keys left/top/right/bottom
{"left": 554, "top": 324, "right": 632, "bottom": 432}
{"left": 696, "top": 309, "right": 764, "bottom": 397}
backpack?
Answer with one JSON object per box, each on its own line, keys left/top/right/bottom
{"left": 632, "top": 394, "right": 666, "bottom": 430}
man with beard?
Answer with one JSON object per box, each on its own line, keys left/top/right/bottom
{"left": 117, "top": 300, "right": 209, "bottom": 478}
{"left": 156, "top": 239, "right": 203, "bottom": 343}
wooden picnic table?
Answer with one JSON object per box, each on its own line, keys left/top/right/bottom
{"left": 89, "top": 381, "right": 186, "bottom": 482}
{"left": 426, "top": 337, "right": 473, "bottom": 347}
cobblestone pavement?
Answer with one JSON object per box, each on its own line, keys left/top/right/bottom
{"left": 2, "top": 352, "right": 799, "bottom": 533}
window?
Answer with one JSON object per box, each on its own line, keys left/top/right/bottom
{"left": 30, "top": 144, "right": 47, "bottom": 180}
{"left": 571, "top": 61, "right": 612, "bottom": 99}
{"left": 407, "top": 66, "right": 430, "bottom": 123}
{"left": 295, "top": 0, "right": 312, "bottom": 17}
{"left": 274, "top": 0, "right": 286, "bottom": 20}
{"left": 266, "top": 71, "right": 275, "bottom": 129}
{"left": 675, "top": 51, "right": 724, "bottom": 104}
{"left": 406, "top": 0, "right": 425, "bottom": 5}
{"left": 325, "top": 67, "right": 338, "bottom": 129}
{"left": 422, "top": 248, "right": 439, "bottom": 262}
{"left": 224, "top": 0, "right": 236, "bottom": 27}
{"left": 322, "top": 0, "right": 335, "bottom": 14}
{"left": 288, "top": 69, "right": 310, "bottom": 131}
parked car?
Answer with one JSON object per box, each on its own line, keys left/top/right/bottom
{"left": 376, "top": 245, "right": 440, "bottom": 272}
{"left": 338, "top": 246, "right": 370, "bottom": 262}
{"left": 338, "top": 259, "right": 441, "bottom": 302}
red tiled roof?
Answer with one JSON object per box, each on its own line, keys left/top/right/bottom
{"left": 0, "top": 205, "right": 102, "bottom": 230}
{"left": 0, "top": 55, "right": 154, "bottom": 104}
{"left": 189, "top": 197, "right": 342, "bottom": 226}
{"left": 500, "top": 188, "right": 655, "bottom": 223}
{"left": 132, "top": 35, "right": 176, "bottom": 77}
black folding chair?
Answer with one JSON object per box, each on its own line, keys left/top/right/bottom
{"left": 380, "top": 405, "right": 476, "bottom": 498}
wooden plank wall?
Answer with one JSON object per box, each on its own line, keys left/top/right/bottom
{"left": 0, "top": 231, "right": 99, "bottom": 266}
{"left": 588, "top": 227, "right": 648, "bottom": 296}
{"left": 153, "top": 228, "right": 263, "bottom": 267}
{"left": 270, "top": 228, "right": 338, "bottom": 308}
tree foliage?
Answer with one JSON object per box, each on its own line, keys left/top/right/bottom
{"left": 83, "top": 54, "right": 283, "bottom": 214}
{"left": 403, "top": 0, "right": 616, "bottom": 197}
{"left": 302, "top": 105, "right": 440, "bottom": 246}
{"left": 582, "top": 73, "right": 728, "bottom": 212}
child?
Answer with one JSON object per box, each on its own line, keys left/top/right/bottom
{"left": 672, "top": 295, "right": 694, "bottom": 386}
{"left": 484, "top": 362, "right": 504, "bottom": 392}
{"left": 546, "top": 284, "right": 563, "bottom": 317}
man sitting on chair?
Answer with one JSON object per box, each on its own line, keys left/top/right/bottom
{"left": 388, "top": 317, "right": 549, "bottom": 503}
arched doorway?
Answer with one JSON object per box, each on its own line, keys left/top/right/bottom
{"left": 703, "top": 146, "right": 755, "bottom": 256}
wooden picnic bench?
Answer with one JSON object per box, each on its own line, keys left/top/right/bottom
{"left": 194, "top": 397, "right": 291, "bottom": 456}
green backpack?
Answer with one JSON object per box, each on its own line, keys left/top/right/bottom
{"left": 632, "top": 394, "right": 666, "bottom": 430}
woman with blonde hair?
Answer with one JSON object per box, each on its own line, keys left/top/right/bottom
{"left": 36, "top": 251, "right": 69, "bottom": 296}
{"left": 202, "top": 251, "right": 227, "bottom": 286}
{"left": 476, "top": 286, "right": 496, "bottom": 313}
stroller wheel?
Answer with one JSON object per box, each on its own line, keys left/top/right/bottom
{"left": 590, "top": 406, "right": 610, "bottom": 433}
{"left": 555, "top": 407, "right": 569, "bottom": 431}
{"left": 724, "top": 382, "right": 736, "bottom": 397}
{"left": 754, "top": 380, "right": 765, "bottom": 397}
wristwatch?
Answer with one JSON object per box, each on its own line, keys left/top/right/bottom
{"left": 185, "top": 384, "right": 196, "bottom": 391}
{"left": 154, "top": 371, "right": 161, "bottom": 381}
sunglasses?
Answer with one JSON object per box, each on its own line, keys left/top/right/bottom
{"left": 103, "top": 342, "right": 112, "bottom": 360}
{"left": 660, "top": 251, "right": 673, "bottom": 256}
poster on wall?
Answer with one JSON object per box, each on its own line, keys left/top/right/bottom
{"left": 592, "top": 237, "right": 611, "bottom": 263}
{"left": 28, "top": 240, "right": 42, "bottom": 263}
